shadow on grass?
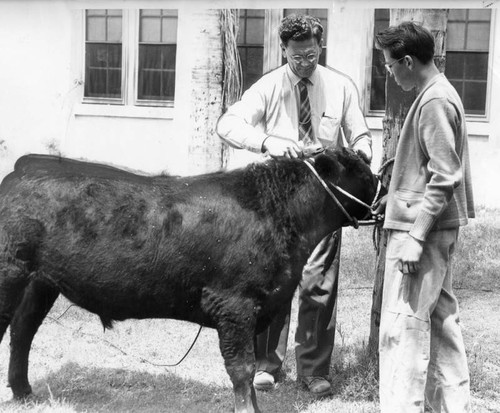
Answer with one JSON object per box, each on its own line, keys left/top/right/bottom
{"left": 329, "top": 342, "right": 379, "bottom": 403}
{"left": 0, "top": 362, "right": 325, "bottom": 413}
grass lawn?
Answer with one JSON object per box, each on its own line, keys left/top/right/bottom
{"left": 0, "top": 208, "right": 498, "bottom": 412}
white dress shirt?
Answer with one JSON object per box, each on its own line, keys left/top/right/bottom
{"left": 217, "top": 64, "right": 372, "bottom": 159}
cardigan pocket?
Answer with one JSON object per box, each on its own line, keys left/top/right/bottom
{"left": 393, "top": 189, "right": 424, "bottom": 222}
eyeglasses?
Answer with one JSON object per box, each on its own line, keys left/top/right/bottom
{"left": 384, "top": 56, "right": 405, "bottom": 74}
{"left": 287, "top": 51, "right": 318, "bottom": 64}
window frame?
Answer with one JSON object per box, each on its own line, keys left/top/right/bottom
{"left": 135, "top": 9, "right": 178, "bottom": 106}
{"left": 364, "top": 8, "right": 496, "bottom": 122}
{"left": 82, "top": 9, "right": 127, "bottom": 105}
{"left": 81, "top": 9, "right": 177, "bottom": 109}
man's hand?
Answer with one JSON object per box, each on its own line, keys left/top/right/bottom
{"left": 398, "top": 235, "right": 424, "bottom": 275}
{"left": 262, "top": 136, "right": 303, "bottom": 159}
{"left": 371, "top": 194, "right": 388, "bottom": 221}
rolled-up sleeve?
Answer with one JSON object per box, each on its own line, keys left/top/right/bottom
{"left": 216, "top": 85, "right": 269, "bottom": 153}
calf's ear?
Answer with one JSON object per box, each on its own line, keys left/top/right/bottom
{"left": 355, "top": 149, "right": 371, "bottom": 166}
{"left": 313, "top": 153, "right": 341, "bottom": 182}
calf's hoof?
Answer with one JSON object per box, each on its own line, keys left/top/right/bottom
{"left": 12, "top": 384, "right": 32, "bottom": 400}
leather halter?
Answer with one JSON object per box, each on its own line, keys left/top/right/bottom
{"left": 303, "top": 159, "right": 382, "bottom": 229}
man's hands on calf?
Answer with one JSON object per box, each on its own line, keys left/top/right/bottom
{"left": 262, "top": 136, "right": 304, "bottom": 158}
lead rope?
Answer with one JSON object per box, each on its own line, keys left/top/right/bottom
{"left": 48, "top": 309, "right": 203, "bottom": 367}
{"left": 371, "top": 157, "right": 395, "bottom": 251}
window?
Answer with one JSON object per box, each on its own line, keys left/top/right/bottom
{"left": 368, "top": 9, "right": 492, "bottom": 116}
{"left": 138, "top": 10, "right": 177, "bottom": 102}
{"left": 445, "top": 9, "right": 491, "bottom": 116}
{"left": 237, "top": 10, "right": 265, "bottom": 91}
{"left": 84, "top": 10, "right": 123, "bottom": 99}
{"left": 83, "top": 9, "right": 178, "bottom": 106}
{"left": 368, "top": 9, "right": 389, "bottom": 112}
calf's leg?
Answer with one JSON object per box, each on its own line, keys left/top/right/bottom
{"left": 8, "top": 278, "right": 59, "bottom": 399}
{"left": 0, "top": 263, "right": 30, "bottom": 344}
{"left": 202, "top": 288, "right": 260, "bottom": 413}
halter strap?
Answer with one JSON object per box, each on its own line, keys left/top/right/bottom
{"left": 303, "top": 159, "right": 382, "bottom": 228}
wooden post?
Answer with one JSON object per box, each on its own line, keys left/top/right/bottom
{"left": 368, "top": 9, "right": 449, "bottom": 355}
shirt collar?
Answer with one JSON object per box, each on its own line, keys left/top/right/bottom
{"left": 286, "top": 64, "right": 318, "bottom": 87}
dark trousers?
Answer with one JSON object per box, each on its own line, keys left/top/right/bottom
{"left": 255, "top": 230, "right": 341, "bottom": 377}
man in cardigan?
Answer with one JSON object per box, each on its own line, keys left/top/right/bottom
{"left": 217, "top": 14, "right": 371, "bottom": 396}
{"left": 373, "top": 21, "right": 475, "bottom": 412}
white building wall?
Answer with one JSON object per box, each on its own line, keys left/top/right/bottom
{"left": 0, "top": 0, "right": 499, "bottom": 207}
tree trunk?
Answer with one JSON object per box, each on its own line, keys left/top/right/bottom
{"left": 186, "top": 9, "right": 240, "bottom": 174}
{"left": 368, "top": 9, "right": 449, "bottom": 355}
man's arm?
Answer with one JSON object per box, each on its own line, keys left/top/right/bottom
{"left": 217, "top": 81, "right": 302, "bottom": 158}
{"left": 410, "top": 98, "right": 463, "bottom": 241}
{"left": 216, "top": 86, "right": 269, "bottom": 153}
{"left": 399, "top": 98, "right": 463, "bottom": 274}
{"left": 341, "top": 79, "right": 373, "bottom": 161}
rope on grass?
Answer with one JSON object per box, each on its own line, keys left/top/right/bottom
{"left": 46, "top": 312, "right": 203, "bottom": 367}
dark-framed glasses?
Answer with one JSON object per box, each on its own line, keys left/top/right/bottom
{"left": 384, "top": 56, "right": 405, "bottom": 74}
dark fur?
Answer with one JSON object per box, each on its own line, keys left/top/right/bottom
{"left": 0, "top": 148, "right": 377, "bottom": 412}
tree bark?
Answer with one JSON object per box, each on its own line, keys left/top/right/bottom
{"left": 368, "top": 9, "right": 449, "bottom": 355}
{"left": 186, "top": 9, "right": 239, "bottom": 174}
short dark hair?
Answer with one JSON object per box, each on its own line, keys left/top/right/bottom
{"left": 279, "top": 14, "right": 323, "bottom": 46}
{"left": 375, "top": 21, "right": 435, "bottom": 64}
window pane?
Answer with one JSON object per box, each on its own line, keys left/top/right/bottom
{"left": 448, "top": 9, "right": 466, "bottom": 21}
{"left": 141, "top": 17, "right": 162, "bottom": 42}
{"left": 162, "top": 16, "right": 178, "bottom": 43}
{"left": 463, "top": 81, "right": 487, "bottom": 114}
{"left": 446, "top": 51, "right": 488, "bottom": 115}
{"left": 370, "top": 77, "right": 386, "bottom": 111}
{"left": 246, "top": 17, "right": 265, "bottom": 44}
{"left": 370, "top": 48, "right": 386, "bottom": 111}
{"left": 138, "top": 45, "right": 176, "bottom": 100}
{"left": 369, "top": 9, "right": 390, "bottom": 111}
{"left": 466, "top": 22, "right": 490, "bottom": 51}
{"left": 84, "top": 10, "right": 122, "bottom": 99}
{"left": 85, "top": 43, "right": 122, "bottom": 98}
{"left": 447, "top": 22, "right": 466, "bottom": 50}
{"left": 246, "top": 47, "right": 264, "bottom": 75}
{"left": 246, "top": 9, "right": 264, "bottom": 17}
{"left": 238, "top": 17, "right": 246, "bottom": 43}
{"left": 468, "top": 9, "right": 491, "bottom": 21}
{"left": 464, "top": 52, "right": 488, "bottom": 80}
{"left": 87, "top": 16, "right": 106, "bottom": 41}
{"left": 107, "top": 15, "right": 122, "bottom": 42}
{"left": 445, "top": 52, "right": 465, "bottom": 80}
{"left": 141, "top": 9, "right": 162, "bottom": 16}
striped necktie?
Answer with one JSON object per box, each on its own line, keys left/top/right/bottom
{"left": 298, "top": 78, "right": 315, "bottom": 145}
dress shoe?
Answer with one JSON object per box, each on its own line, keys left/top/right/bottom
{"left": 300, "top": 376, "right": 332, "bottom": 397}
{"left": 253, "top": 371, "right": 275, "bottom": 391}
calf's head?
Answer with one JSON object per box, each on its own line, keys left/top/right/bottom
{"left": 311, "top": 147, "right": 383, "bottom": 225}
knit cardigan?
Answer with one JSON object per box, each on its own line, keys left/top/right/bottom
{"left": 384, "top": 73, "right": 475, "bottom": 241}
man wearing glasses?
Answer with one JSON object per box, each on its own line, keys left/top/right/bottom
{"left": 217, "top": 14, "right": 371, "bottom": 396}
{"left": 373, "top": 22, "right": 474, "bottom": 412}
